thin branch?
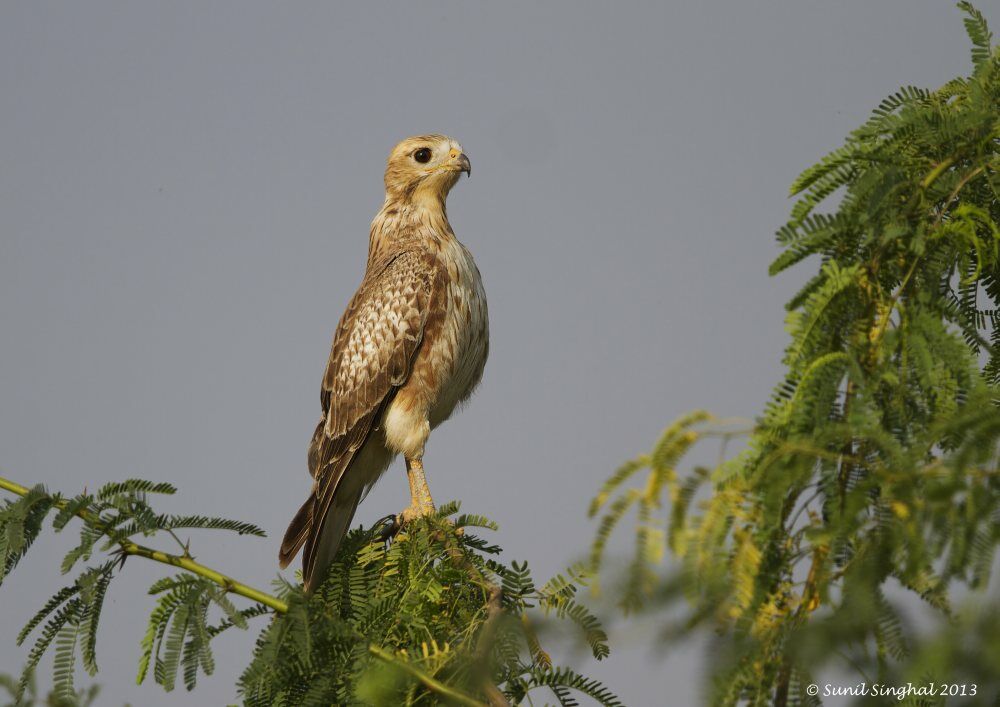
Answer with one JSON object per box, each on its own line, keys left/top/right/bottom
{"left": 368, "top": 644, "right": 488, "bottom": 707}
{"left": 117, "top": 542, "right": 286, "bottom": 612}
{"left": 0, "top": 474, "right": 287, "bottom": 614}
{"left": 784, "top": 484, "right": 823, "bottom": 533}
{"left": 438, "top": 522, "right": 510, "bottom": 706}
{"left": 473, "top": 584, "right": 509, "bottom": 707}
{"left": 165, "top": 528, "right": 191, "bottom": 557}
{"left": 870, "top": 164, "right": 989, "bottom": 351}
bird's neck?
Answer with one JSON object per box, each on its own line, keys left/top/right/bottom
{"left": 368, "top": 195, "right": 453, "bottom": 263}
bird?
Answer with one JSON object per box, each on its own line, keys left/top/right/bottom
{"left": 279, "top": 135, "right": 489, "bottom": 593}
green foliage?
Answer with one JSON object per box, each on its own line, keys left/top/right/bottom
{"left": 239, "top": 510, "right": 613, "bottom": 706}
{"left": 0, "top": 479, "right": 271, "bottom": 702}
{"left": 591, "top": 5, "right": 1000, "bottom": 705}
{"left": 0, "top": 480, "right": 617, "bottom": 705}
{"left": 1, "top": 487, "right": 56, "bottom": 585}
{"left": 137, "top": 575, "right": 247, "bottom": 691}
{"left": 0, "top": 671, "right": 100, "bottom": 707}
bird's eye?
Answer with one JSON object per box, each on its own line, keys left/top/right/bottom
{"left": 413, "top": 147, "right": 432, "bottom": 164}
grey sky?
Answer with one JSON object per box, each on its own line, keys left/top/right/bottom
{"left": 0, "top": 2, "right": 991, "bottom": 705}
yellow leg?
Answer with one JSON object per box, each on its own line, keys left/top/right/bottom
{"left": 399, "top": 456, "right": 435, "bottom": 523}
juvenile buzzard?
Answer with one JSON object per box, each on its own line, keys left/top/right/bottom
{"left": 280, "top": 135, "right": 489, "bottom": 592}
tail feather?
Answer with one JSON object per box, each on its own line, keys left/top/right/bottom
{"left": 283, "top": 415, "right": 393, "bottom": 592}
{"left": 302, "top": 485, "right": 364, "bottom": 593}
{"left": 278, "top": 498, "right": 313, "bottom": 569}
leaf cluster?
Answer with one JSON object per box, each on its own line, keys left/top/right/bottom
{"left": 0, "top": 479, "right": 266, "bottom": 702}
{"left": 0, "top": 670, "right": 99, "bottom": 707}
{"left": 1, "top": 480, "right": 618, "bottom": 705}
{"left": 590, "top": 5, "right": 1000, "bottom": 705}
{"left": 240, "top": 506, "right": 616, "bottom": 706}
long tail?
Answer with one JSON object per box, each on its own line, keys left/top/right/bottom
{"left": 279, "top": 483, "right": 365, "bottom": 592}
{"left": 303, "top": 483, "right": 364, "bottom": 593}
{"left": 278, "top": 498, "right": 313, "bottom": 569}
{"left": 281, "top": 415, "right": 386, "bottom": 592}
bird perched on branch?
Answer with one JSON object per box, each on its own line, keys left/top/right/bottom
{"left": 280, "top": 135, "right": 489, "bottom": 593}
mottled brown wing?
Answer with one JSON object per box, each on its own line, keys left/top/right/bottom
{"left": 279, "top": 249, "right": 442, "bottom": 590}
{"left": 319, "top": 249, "right": 437, "bottom": 445}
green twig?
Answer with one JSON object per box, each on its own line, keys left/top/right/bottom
{"left": 0, "top": 474, "right": 288, "bottom": 614}
{"left": 368, "top": 644, "right": 488, "bottom": 707}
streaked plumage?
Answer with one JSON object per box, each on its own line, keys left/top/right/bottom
{"left": 280, "top": 135, "right": 488, "bottom": 592}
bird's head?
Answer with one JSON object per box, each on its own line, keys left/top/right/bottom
{"left": 383, "top": 134, "right": 471, "bottom": 205}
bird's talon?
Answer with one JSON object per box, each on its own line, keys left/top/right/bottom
{"left": 396, "top": 504, "right": 424, "bottom": 527}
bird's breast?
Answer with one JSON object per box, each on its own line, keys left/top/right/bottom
{"left": 423, "top": 240, "right": 489, "bottom": 427}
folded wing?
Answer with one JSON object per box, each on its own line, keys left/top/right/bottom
{"left": 280, "top": 249, "right": 442, "bottom": 591}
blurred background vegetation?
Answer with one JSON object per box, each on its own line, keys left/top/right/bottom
{"left": 590, "top": 4, "right": 1000, "bottom": 705}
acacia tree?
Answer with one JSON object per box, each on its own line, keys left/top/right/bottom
{"left": 0, "top": 474, "right": 618, "bottom": 706}
{"left": 590, "top": 4, "right": 1000, "bottom": 705}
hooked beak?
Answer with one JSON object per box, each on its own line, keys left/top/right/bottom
{"left": 447, "top": 149, "right": 472, "bottom": 177}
